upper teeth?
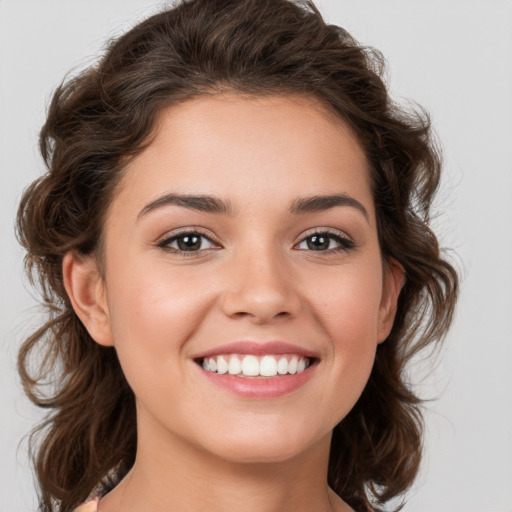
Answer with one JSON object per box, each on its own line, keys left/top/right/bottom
{"left": 201, "top": 354, "right": 310, "bottom": 377}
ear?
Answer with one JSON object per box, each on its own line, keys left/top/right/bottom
{"left": 377, "top": 258, "right": 405, "bottom": 343}
{"left": 62, "top": 251, "right": 114, "bottom": 347}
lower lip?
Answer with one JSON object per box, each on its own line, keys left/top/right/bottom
{"left": 198, "top": 364, "right": 316, "bottom": 398}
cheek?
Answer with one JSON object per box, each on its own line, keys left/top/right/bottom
{"left": 104, "top": 265, "right": 214, "bottom": 382}
{"left": 307, "top": 261, "right": 383, "bottom": 401}
{"left": 308, "top": 259, "right": 383, "bottom": 338}
{"left": 108, "top": 260, "right": 212, "bottom": 332}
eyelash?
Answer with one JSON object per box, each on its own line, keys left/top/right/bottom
{"left": 156, "top": 229, "right": 355, "bottom": 255}
{"left": 156, "top": 229, "right": 219, "bottom": 255}
{"left": 296, "top": 230, "right": 355, "bottom": 253}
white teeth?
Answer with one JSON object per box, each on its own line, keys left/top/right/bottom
{"left": 201, "top": 354, "right": 311, "bottom": 377}
{"left": 288, "top": 356, "right": 298, "bottom": 374}
{"left": 277, "top": 357, "right": 288, "bottom": 375}
{"left": 228, "top": 357, "right": 241, "bottom": 375}
{"left": 260, "top": 355, "right": 278, "bottom": 377}
{"left": 217, "top": 355, "right": 228, "bottom": 374}
{"left": 241, "top": 355, "right": 259, "bottom": 376}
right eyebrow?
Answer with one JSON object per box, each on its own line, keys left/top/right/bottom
{"left": 137, "top": 193, "right": 234, "bottom": 220}
{"left": 289, "top": 193, "right": 369, "bottom": 222}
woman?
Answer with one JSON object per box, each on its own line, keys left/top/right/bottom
{"left": 16, "top": 1, "right": 458, "bottom": 511}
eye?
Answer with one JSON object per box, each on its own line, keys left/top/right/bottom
{"left": 296, "top": 231, "right": 354, "bottom": 252}
{"left": 157, "top": 231, "right": 217, "bottom": 253}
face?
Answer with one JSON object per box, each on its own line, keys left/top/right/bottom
{"left": 69, "top": 93, "right": 402, "bottom": 466}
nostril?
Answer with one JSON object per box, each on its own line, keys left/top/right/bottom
{"left": 220, "top": 279, "right": 302, "bottom": 322}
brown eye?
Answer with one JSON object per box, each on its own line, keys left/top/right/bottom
{"left": 297, "top": 231, "right": 354, "bottom": 252}
{"left": 158, "top": 232, "right": 216, "bottom": 252}
{"left": 306, "top": 234, "right": 330, "bottom": 251}
{"left": 177, "top": 234, "right": 202, "bottom": 251}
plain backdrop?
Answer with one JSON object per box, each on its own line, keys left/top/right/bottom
{"left": 1, "top": 1, "right": 511, "bottom": 511}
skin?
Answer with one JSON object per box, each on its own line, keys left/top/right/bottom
{"left": 64, "top": 93, "right": 403, "bottom": 512}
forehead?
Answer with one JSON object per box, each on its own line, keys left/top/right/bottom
{"left": 113, "top": 93, "right": 374, "bottom": 221}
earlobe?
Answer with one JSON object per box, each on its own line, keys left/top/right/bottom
{"left": 62, "top": 252, "right": 114, "bottom": 347}
{"left": 377, "top": 259, "right": 405, "bottom": 343}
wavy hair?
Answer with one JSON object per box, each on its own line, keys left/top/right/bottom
{"left": 16, "top": 1, "right": 458, "bottom": 511}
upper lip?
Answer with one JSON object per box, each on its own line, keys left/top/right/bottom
{"left": 192, "top": 341, "right": 318, "bottom": 360}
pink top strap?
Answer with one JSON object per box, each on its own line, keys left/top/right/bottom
{"left": 73, "top": 495, "right": 100, "bottom": 512}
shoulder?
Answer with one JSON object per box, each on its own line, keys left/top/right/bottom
{"left": 73, "top": 496, "right": 100, "bottom": 512}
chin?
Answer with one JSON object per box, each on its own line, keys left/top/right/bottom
{"left": 198, "top": 424, "right": 331, "bottom": 465}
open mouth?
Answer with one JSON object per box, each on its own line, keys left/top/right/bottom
{"left": 195, "top": 354, "right": 314, "bottom": 378}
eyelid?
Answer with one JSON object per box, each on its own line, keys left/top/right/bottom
{"left": 294, "top": 227, "right": 355, "bottom": 251}
{"left": 156, "top": 227, "right": 221, "bottom": 252}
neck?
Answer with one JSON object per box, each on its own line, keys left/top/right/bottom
{"left": 98, "top": 415, "right": 351, "bottom": 512}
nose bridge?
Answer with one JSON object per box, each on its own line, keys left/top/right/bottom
{"left": 221, "top": 237, "right": 300, "bottom": 322}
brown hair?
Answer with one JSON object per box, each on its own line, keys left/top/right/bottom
{"left": 16, "top": 1, "right": 458, "bottom": 511}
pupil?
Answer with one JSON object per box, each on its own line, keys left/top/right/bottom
{"left": 308, "top": 235, "right": 329, "bottom": 251}
{"left": 178, "top": 235, "right": 201, "bottom": 251}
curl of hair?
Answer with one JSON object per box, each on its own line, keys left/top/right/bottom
{"left": 16, "top": 1, "right": 458, "bottom": 511}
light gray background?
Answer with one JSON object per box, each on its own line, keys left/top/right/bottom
{"left": 1, "top": 1, "right": 511, "bottom": 511}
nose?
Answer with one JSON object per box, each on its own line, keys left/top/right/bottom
{"left": 220, "top": 245, "right": 302, "bottom": 324}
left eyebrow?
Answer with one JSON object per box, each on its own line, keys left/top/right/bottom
{"left": 137, "top": 193, "right": 234, "bottom": 220}
{"left": 289, "top": 194, "right": 369, "bottom": 221}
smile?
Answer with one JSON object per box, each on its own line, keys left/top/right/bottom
{"left": 193, "top": 341, "right": 318, "bottom": 398}
{"left": 200, "top": 354, "right": 311, "bottom": 377}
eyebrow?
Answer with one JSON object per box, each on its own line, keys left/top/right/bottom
{"left": 137, "top": 193, "right": 234, "bottom": 219}
{"left": 289, "top": 194, "right": 369, "bottom": 220}
{"left": 137, "top": 192, "right": 369, "bottom": 221}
